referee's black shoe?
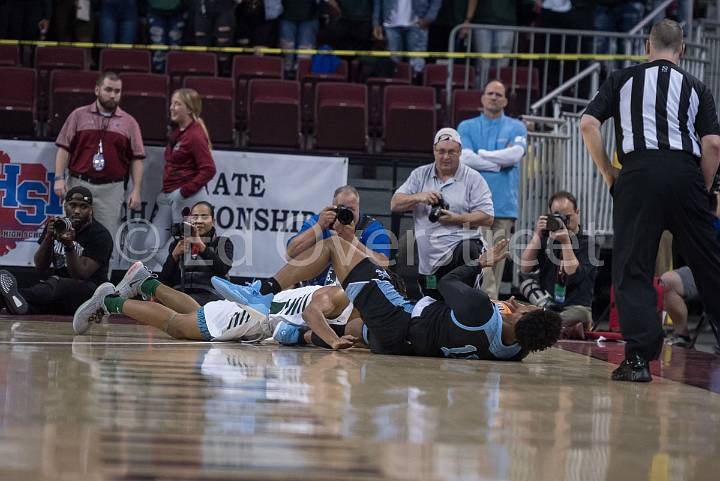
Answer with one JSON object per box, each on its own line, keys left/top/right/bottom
{"left": 0, "top": 270, "right": 28, "bottom": 315}
{"left": 611, "top": 352, "right": 652, "bottom": 382}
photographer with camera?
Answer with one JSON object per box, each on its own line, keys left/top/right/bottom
{"left": 391, "top": 128, "right": 495, "bottom": 299}
{"left": 519, "top": 191, "right": 599, "bottom": 336}
{"left": 158, "top": 201, "right": 234, "bottom": 305}
{"left": 0, "top": 187, "right": 113, "bottom": 315}
{"left": 286, "top": 185, "right": 391, "bottom": 285}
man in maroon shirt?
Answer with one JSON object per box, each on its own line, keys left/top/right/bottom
{"left": 53, "top": 71, "right": 145, "bottom": 243}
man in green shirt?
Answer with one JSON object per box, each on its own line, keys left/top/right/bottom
{"left": 318, "top": 0, "right": 374, "bottom": 51}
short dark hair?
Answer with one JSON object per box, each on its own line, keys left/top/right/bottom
{"left": 483, "top": 79, "right": 507, "bottom": 95}
{"left": 192, "top": 201, "right": 215, "bottom": 219}
{"left": 649, "top": 19, "right": 683, "bottom": 53}
{"left": 96, "top": 71, "right": 120, "bottom": 87}
{"left": 548, "top": 191, "right": 577, "bottom": 210}
{"left": 514, "top": 309, "right": 562, "bottom": 353}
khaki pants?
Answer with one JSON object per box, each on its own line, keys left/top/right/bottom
{"left": 67, "top": 176, "right": 124, "bottom": 241}
{"left": 481, "top": 218, "right": 514, "bottom": 299}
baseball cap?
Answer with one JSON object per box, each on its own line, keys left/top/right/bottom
{"left": 65, "top": 186, "right": 93, "bottom": 205}
{"left": 433, "top": 127, "right": 462, "bottom": 148}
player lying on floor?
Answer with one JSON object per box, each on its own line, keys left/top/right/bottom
{"left": 73, "top": 261, "right": 365, "bottom": 349}
{"left": 212, "top": 236, "right": 562, "bottom": 360}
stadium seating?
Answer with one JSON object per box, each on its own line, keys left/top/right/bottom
{"left": 100, "top": 49, "right": 152, "bottom": 73}
{"left": 489, "top": 66, "right": 540, "bottom": 117}
{"left": 0, "top": 45, "right": 19, "bottom": 66}
{"left": 424, "top": 63, "right": 476, "bottom": 126}
{"left": 364, "top": 62, "right": 412, "bottom": 135}
{"left": 166, "top": 52, "right": 217, "bottom": 92}
{"left": 35, "top": 46, "right": 88, "bottom": 121}
{"left": 247, "top": 79, "right": 301, "bottom": 148}
{"left": 314, "top": 83, "right": 367, "bottom": 152}
{"left": 0, "top": 67, "right": 36, "bottom": 136}
{"left": 232, "top": 55, "right": 283, "bottom": 131}
{"left": 120, "top": 72, "right": 169, "bottom": 143}
{"left": 48, "top": 70, "right": 98, "bottom": 136}
{"left": 452, "top": 89, "right": 483, "bottom": 127}
{"left": 383, "top": 86, "right": 436, "bottom": 153}
{"left": 184, "top": 76, "right": 234, "bottom": 145}
{"left": 297, "top": 57, "right": 348, "bottom": 133}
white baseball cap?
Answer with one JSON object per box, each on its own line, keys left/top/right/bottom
{"left": 433, "top": 127, "right": 462, "bottom": 148}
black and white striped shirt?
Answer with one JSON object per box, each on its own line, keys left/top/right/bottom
{"left": 585, "top": 59, "right": 720, "bottom": 160}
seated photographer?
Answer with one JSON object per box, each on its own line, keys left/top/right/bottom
{"left": 391, "top": 128, "right": 495, "bottom": 299}
{"left": 0, "top": 187, "right": 113, "bottom": 315}
{"left": 158, "top": 201, "right": 234, "bottom": 305}
{"left": 519, "top": 191, "right": 599, "bottom": 336}
{"left": 286, "top": 185, "right": 391, "bottom": 285}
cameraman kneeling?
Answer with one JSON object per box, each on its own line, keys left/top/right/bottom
{"left": 0, "top": 187, "right": 113, "bottom": 315}
{"left": 520, "top": 191, "right": 599, "bottom": 336}
{"left": 159, "top": 201, "right": 234, "bottom": 304}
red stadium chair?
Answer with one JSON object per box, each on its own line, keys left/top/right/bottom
{"left": 120, "top": 72, "right": 169, "bottom": 143}
{"left": 184, "top": 76, "right": 235, "bottom": 145}
{"left": 232, "top": 55, "right": 283, "bottom": 131}
{"left": 452, "top": 89, "right": 483, "bottom": 127}
{"left": 0, "top": 67, "right": 37, "bottom": 136}
{"left": 35, "top": 46, "right": 88, "bottom": 121}
{"left": 314, "top": 83, "right": 367, "bottom": 152}
{"left": 247, "top": 79, "right": 301, "bottom": 148}
{"left": 382, "top": 86, "right": 436, "bottom": 153}
{"left": 0, "top": 45, "right": 20, "bottom": 66}
{"left": 296, "top": 57, "right": 348, "bottom": 133}
{"left": 360, "top": 61, "right": 412, "bottom": 135}
{"left": 48, "top": 70, "right": 98, "bottom": 136}
{"left": 100, "top": 48, "right": 152, "bottom": 73}
{"left": 166, "top": 51, "right": 217, "bottom": 92}
{"left": 424, "top": 63, "right": 475, "bottom": 127}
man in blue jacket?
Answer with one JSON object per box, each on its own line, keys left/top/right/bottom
{"left": 373, "top": 0, "right": 442, "bottom": 82}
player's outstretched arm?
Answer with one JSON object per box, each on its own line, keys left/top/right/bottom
{"left": 302, "top": 287, "right": 357, "bottom": 350}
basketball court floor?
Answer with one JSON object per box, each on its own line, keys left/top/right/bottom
{"left": 1, "top": 317, "right": 719, "bottom": 481}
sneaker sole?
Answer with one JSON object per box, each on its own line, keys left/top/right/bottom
{"left": 115, "top": 261, "right": 144, "bottom": 298}
{"left": 0, "top": 270, "right": 28, "bottom": 315}
{"left": 73, "top": 282, "right": 115, "bottom": 335}
{"left": 212, "top": 277, "right": 251, "bottom": 305}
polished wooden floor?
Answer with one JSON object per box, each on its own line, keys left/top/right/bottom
{"left": 1, "top": 318, "right": 720, "bottom": 481}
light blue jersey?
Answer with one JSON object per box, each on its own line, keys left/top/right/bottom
{"left": 457, "top": 113, "right": 527, "bottom": 219}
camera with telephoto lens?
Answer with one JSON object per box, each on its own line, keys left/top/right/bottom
{"left": 428, "top": 196, "right": 450, "bottom": 223}
{"left": 544, "top": 213, "right": 570, "bottom": 234}
{"left": 170, "top": 221, "right": 193, "bottom": 239}
{"left": 334, "top": 205, "right": 355, "bottom": 226}
{"left": 53, "top": 217, "right": 73, "bottom": 235}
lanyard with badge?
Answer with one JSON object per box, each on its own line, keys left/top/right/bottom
{"left": 93, "top": 115, "right": 111, "bottom": 172}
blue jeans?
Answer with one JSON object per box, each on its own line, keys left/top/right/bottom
{"left": 384, "top": 25, "right": 429, "bottom": 75}
{"left": 594, "top": 2, "right": 644, "bottom": 55}
{"left": 279, "top": 18, "right": 319, "bottom": 72}
{"left": 99, "top": 0, "right": 138, "bottom": 44}
{"left": 472, "top": 29, "right": 514, "bottom": 88}
{"left": 148, "top": 11, "right": 187, "bottom": 73}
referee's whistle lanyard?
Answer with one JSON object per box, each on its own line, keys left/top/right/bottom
{"left": 93, "top": 114, "right": 111, "bottom": 172}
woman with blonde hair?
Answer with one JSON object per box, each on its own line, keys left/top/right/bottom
{"left": 149, "top": 88, "right": 217, "bottom": 261}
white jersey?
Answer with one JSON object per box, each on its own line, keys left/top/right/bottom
{"left": 269, "top": 285, "right": 354, "bottom": 328}
{"left": 201, "top": 300, "right": 271, "bottom": 342}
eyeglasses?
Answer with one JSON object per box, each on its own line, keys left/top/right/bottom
{"left": 435, "top": 149, "right": 460, "bottom": 158}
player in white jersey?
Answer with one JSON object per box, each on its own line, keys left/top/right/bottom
{"left": 73, "top": 261, "right": 365, "bottom": 350}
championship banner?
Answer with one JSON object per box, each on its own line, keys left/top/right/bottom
{"left": 0, "top": 139, "right": 348, "bottom": 278}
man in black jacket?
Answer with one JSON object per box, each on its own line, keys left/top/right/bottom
{"left": 519, "top": 191, "right": 599, "bottom": 335}
{"left": 158, "top": 201, "right": 234, "bottom": 305}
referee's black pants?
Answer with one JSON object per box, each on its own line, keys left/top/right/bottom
{"left": 613, "top": 152, "right": 720, "bottom": 361}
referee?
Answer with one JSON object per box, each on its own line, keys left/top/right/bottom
{"left": 581, "top": 19, "right": 720, "bottom": 382}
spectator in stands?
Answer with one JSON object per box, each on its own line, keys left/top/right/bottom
{"left": 146, "top": 0, "right": 189, "bottom": 73}
{"left": 54, "top": 71, "right": 145, "bottom": 245}
{"left": 467, "top": 0, "right": 518, "bottom": 87}
{"left": 458, "top": 80, "right": 527, "bottom": 299}
{"left": 594, "top": 1, "right": 645, "bottom": 58}
{"left": 428, "top": 0, "right": 473, "bottom": 55}
{"left": 391, "top": 128, "right": 494, "bottom": 299}
{"left": 318, "top": 0, "right": 373, "bottom": 52}
{"left": 660, "top": 191, "right": 720, "bottom": 348}
{"left": 158, "top": 201, "right": 234, "bottom": 304}
{"left": 0, "top": 0, "right": 51, "bottom": 40}
{"left": 519, "top": 191, "right": 599, "bottom": 335}
{"left": 235, "top": 0, "right": 282, "bottom": 49}
{"left": 373, "top": 0, "right": 442, "bottom": 83}
{"left": 100, "top": 0, "right": 139, "bottom": 44}
{"left": 149, "top": 88, "right": 217, "bottom": 262}
{"left": 0, "top": 187, "right": 113, "bottom": 316}
{"left": 53, "top": 0, "right": 95, "bottom": 42}
{"left": 193, "top": 0, "right": 235, "bottom": 74}
{"left": 279, "top": 0, "right": 320, "bottom": 77}
{"left": 287, "top": 185, "right": 391, "bottom": 285}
